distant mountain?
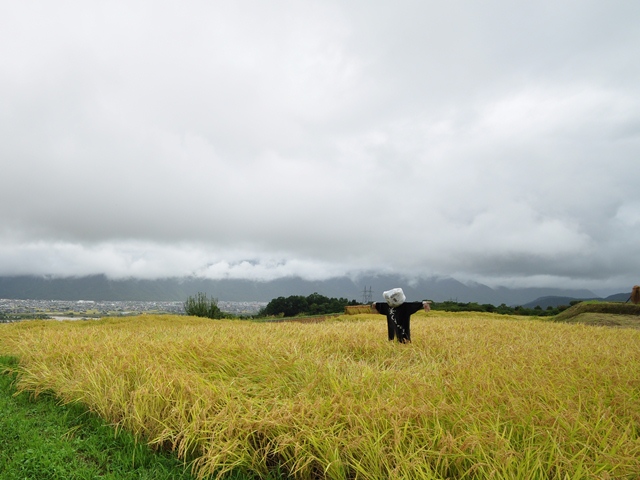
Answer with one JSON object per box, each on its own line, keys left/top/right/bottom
{"left": 604, "top": 292, "right": 632, "bottom": 302}
{"left": 521, "top": 296, "right": 595, "bottom": 309}
{"left": 0, "top": 274, "right": 603, "bottom": 307}
{"left": 523, "top": 291, "right": 632, "bottom": 309}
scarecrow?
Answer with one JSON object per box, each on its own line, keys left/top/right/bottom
{"left": 372, "top": 288, "right": 430, "bottom": 343}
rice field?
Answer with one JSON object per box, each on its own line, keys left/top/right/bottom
{"left": 1, "top": 311, "right": 639, "bottom": 479}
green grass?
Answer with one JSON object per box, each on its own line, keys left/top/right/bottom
{"left": 0, "top": 355, "right": 198, "bottom": 480}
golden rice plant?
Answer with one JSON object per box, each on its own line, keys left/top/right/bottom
{"left": 1, "top": 311, "right": 639, "bottom": 479}
{"left": 344, "top": 305, "right": 373, "bottom": 315}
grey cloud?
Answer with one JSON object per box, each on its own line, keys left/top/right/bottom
{"left": 1, "top": 1, "right": 640, "bottom": 291}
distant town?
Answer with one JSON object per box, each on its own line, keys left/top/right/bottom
{"left": 0, "top": 299, "right": 268, "bottom": 322}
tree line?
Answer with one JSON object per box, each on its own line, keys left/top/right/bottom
{"left": 429, "top": 300, "right": 573, "bottom": 316}
{"left": 184, "top": 292, "right": 359, "bottom": 319}
{"left": 184, "top": 292, "right": 575, "bottom": 320}
{"left": 258, "top": 292, "right": 359, "bottom": 317}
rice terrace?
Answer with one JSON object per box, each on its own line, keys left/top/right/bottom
{"left": 1, "top": 305, "right": 640, "bottom": 479}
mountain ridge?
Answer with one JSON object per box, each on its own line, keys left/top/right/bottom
{"left": 0, "top": 274, "right": 605, "bottom": 307}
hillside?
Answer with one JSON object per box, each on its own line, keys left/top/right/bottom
{"left": 553, "top": 302, "right": 640, "bottom": 329}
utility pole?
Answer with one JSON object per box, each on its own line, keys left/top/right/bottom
{"left": 361, "top": 286, "right": 373, "bottom": 304}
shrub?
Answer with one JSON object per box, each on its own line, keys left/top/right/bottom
{"left": 183, "top": 293, "right": 224, "bottom": 319}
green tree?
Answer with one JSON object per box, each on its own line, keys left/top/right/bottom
{"left": 183, "top": 292, "right": 224, "bottom": 319}
{"left": 260, "top": 293, "right": 357, "bottom": 317}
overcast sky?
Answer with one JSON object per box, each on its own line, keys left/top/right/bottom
{"left": 1, "top": 1, "right": 639, "bottom": 293}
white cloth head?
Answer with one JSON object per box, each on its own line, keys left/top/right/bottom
{"left": 383, "top": 288, "right": 406, "bottom": 307}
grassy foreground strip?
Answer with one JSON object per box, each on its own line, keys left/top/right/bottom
{"left": 0, "top": 355, "right": 197, "bottom": 480}
{"left": 1, "top": 313, "right": 640, "bottom": 479}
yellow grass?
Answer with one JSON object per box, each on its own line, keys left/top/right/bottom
{"left": 344, "top": 305, "right": 373, "bottom": 315}
{"left": 1, "top": 312, "right": 640, "bottom": 479}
